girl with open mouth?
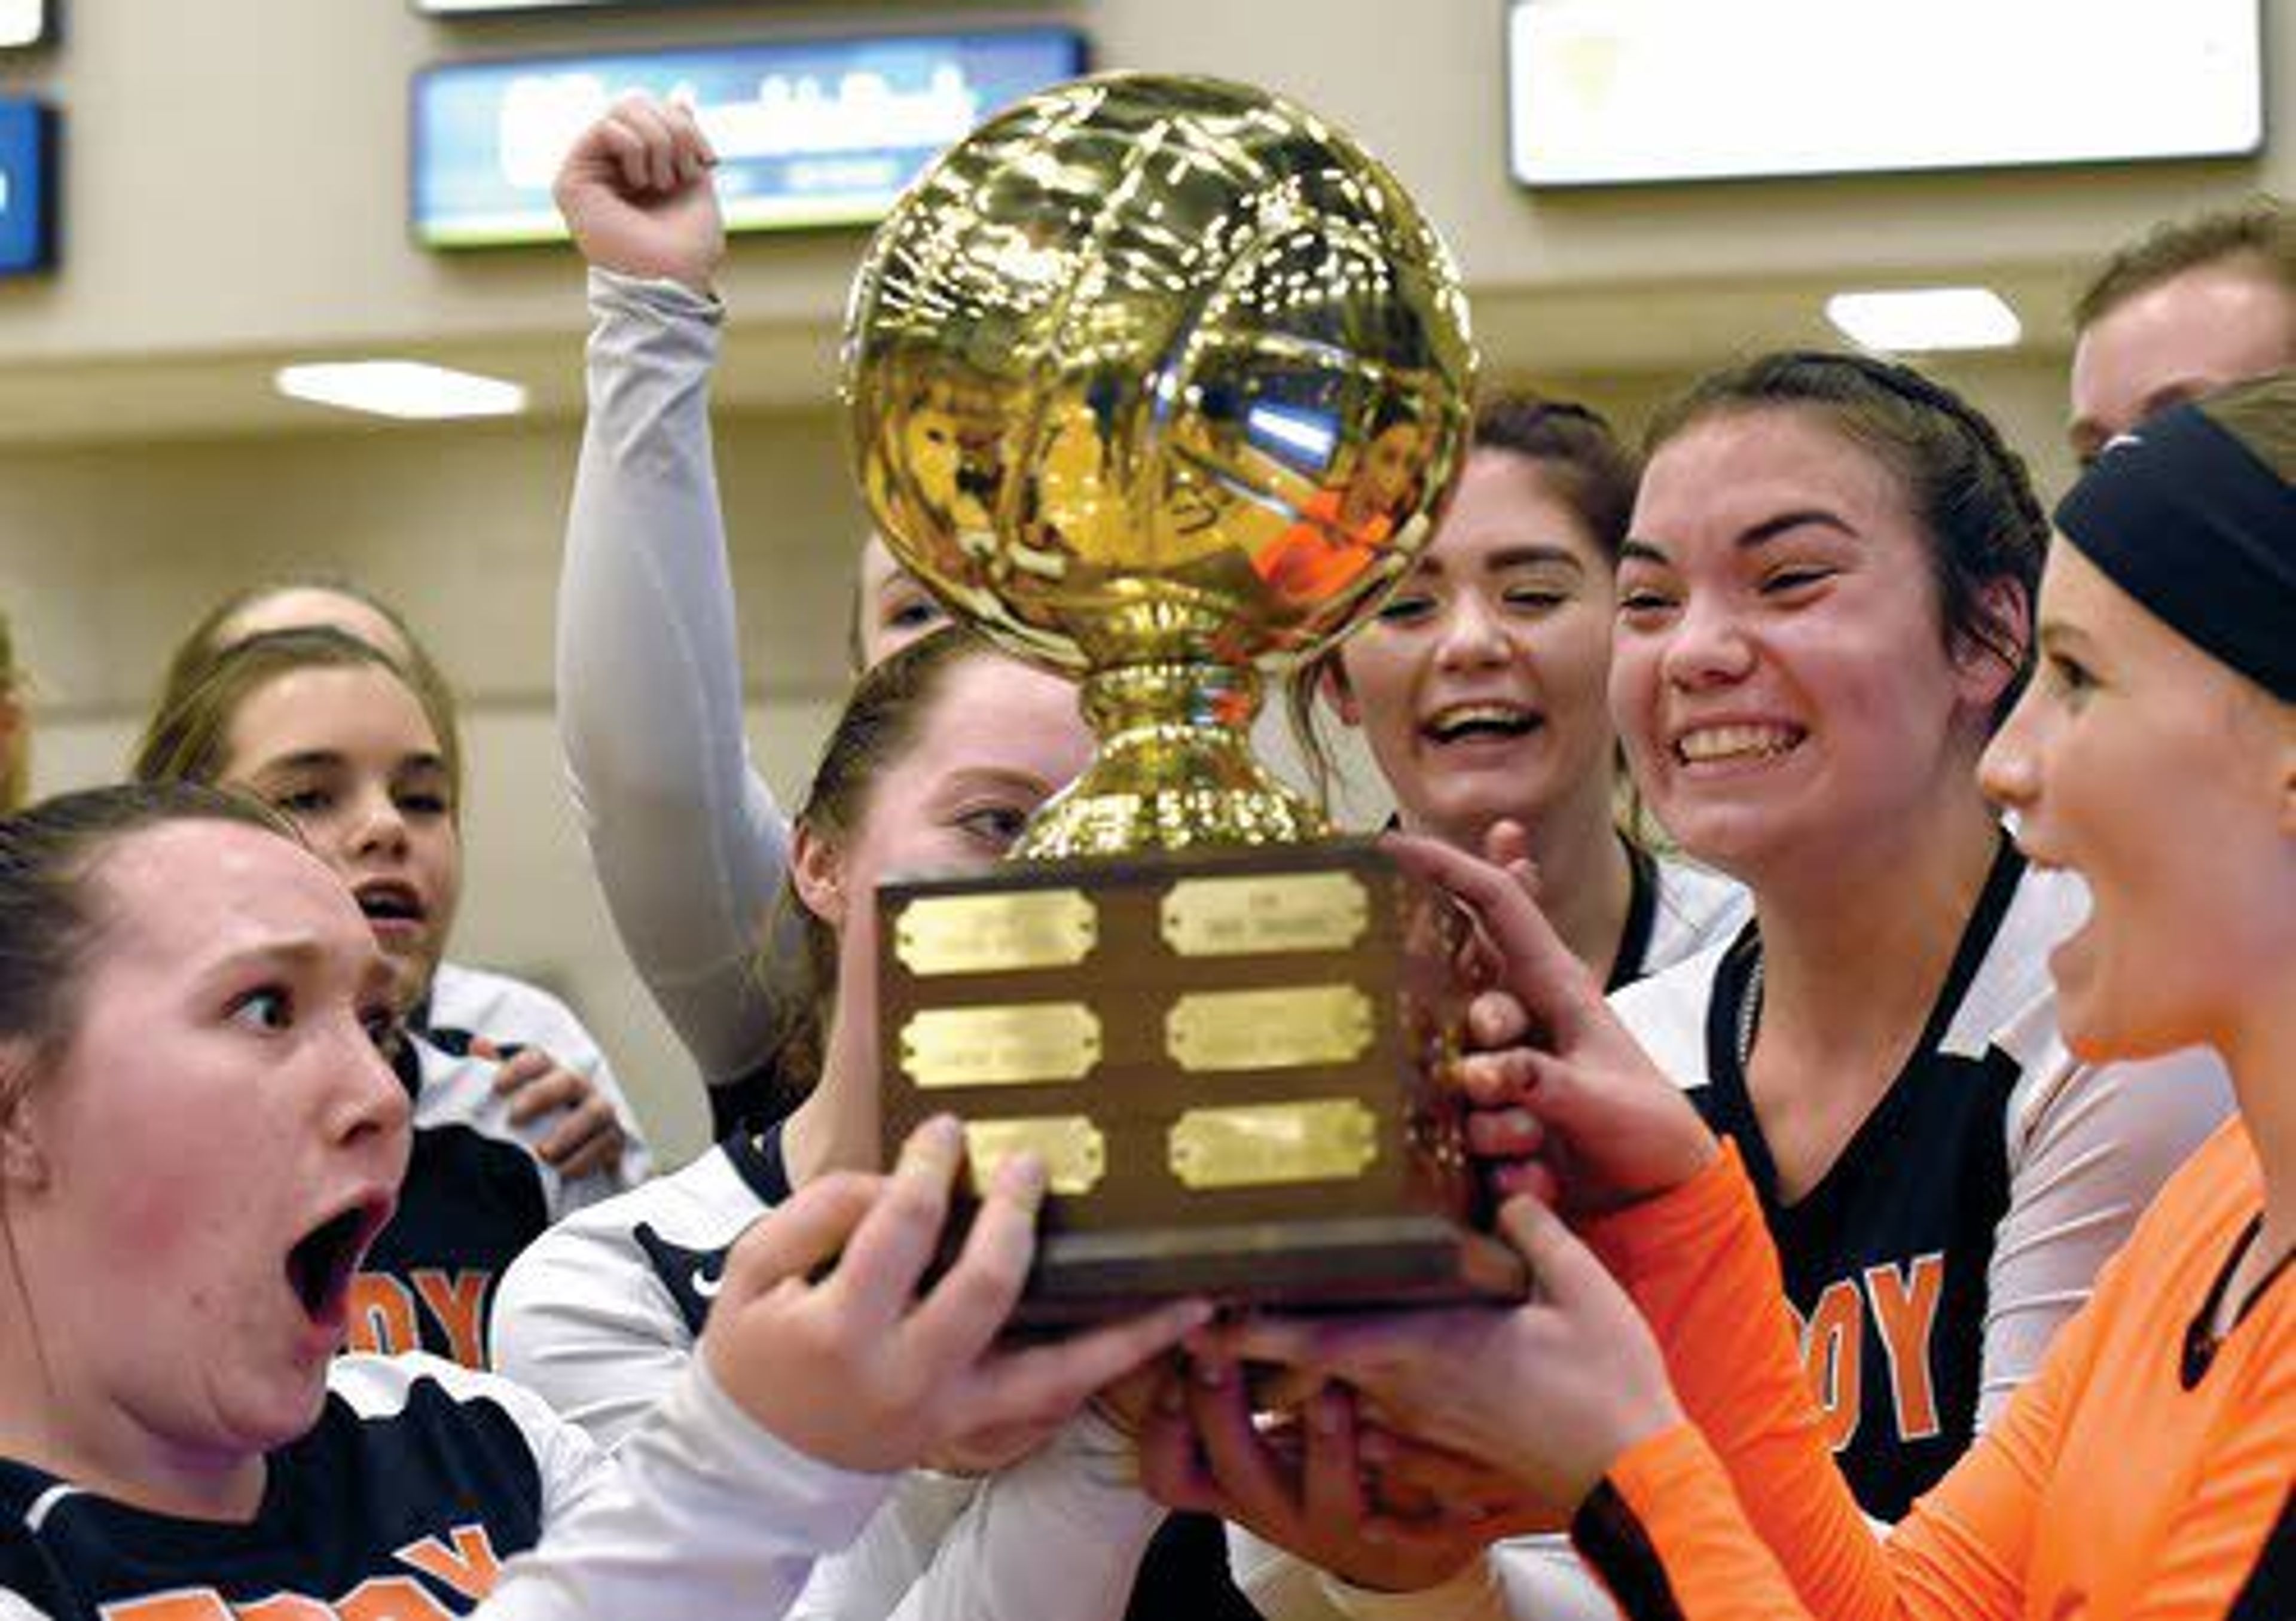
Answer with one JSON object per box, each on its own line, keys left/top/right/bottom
{"left": 0, "top": 780, "right": 1198, "bottom": 1619}
{"left": 132, "top": 624, "right": 640, "bottom": 1370}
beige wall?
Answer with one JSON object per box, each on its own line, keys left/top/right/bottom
{"left": 0, "top": 1, "right": 2284, "bottom": 1159}
{"left": 0, "top": 354, "right": 2102, "bottom": 1166}
{"left": 0, "top": 2, "right": 2283, "bottom": 368}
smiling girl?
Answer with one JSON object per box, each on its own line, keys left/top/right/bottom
{"left": 1293, "top": 393, "right": 1747, "bottom": 990}
{"left": 1218, "top": 368, "right": 2295, "bottom": 1621}
{"left": 1586, "top": 353, "right": 2234, "bottom": 1515}
{"left": 1198, "top": 354, "right": 2239, "bottom": 1621}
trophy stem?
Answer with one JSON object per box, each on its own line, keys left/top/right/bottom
{"left": 1015, "top": 661, "right": 1329, "bottom": 858}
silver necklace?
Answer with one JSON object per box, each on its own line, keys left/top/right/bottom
{"left": 1735, "top": 951, "right": 1765, "bottom": 1070}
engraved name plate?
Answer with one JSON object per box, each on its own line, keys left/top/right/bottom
{"left": 1168, "top": 1100, "right": 1379, "bottom": 1189}
{"left": 1161, "top": 872, "right": 1369, "bottom": 957}
{"left": 895, "top": 890, "right": 1098, "bottom": 976}
{"left": 965, "top": 1116, "right": 1107, "bottom": 1196}
{"left": 1165, "top": 984, "right": 1373, "bottom": 1072}
{"left": 900, "top": 1003, "right": 1101, "bottom": 1088}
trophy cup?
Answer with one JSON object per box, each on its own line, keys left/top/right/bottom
{"left": 845, "top": 73, "right": 1522, "bottom": 1319}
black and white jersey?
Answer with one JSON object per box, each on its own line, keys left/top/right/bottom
{"left": 353, "top": 963, "right": 646, "bottom": 1369}
{"left": 1615, "top": 849, "right": 1750, "bottom": 992}
{"left": 1217, "top": 847, "right": 1745, "bottom": 1621}
{"left": 493, "top": 1128, "right": 789, "bottom": 1447}
{"left": 0, "top": 1354, "right": 883, "bottom": 1621}
{"left": 1611, "top": 840, "right": 2234, "bottom": 1521}
{"left": 493, "top": 1129, "right": 1168, "bottom": 1621}
{"left": 423, "top": 961, "right": 653, "bottom": 1198}
{"left": 0, "top": 1358, "right": 555, "bottom": 1620}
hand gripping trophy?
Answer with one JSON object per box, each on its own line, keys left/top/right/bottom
{"left": 845, "top": 73, "right": 1519, "bottom": 1318}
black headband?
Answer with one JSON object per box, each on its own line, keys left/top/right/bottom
{"left": 2054, "top": 401, "right": 2295, "bottom": 701}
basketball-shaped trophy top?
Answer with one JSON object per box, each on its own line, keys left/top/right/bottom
{"left": 843, "top": 72, "right": 1476, "bottom": 679}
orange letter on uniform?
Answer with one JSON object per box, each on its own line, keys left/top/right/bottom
{"left": 395, "top": 1525, "right": 502, "bottom": 1601}
{"left": 410, "top": 1272, "right": 491, "bottom": 1369}
{"left": 1864, "top": 1254, "right": 1945, "bottom": 1441}
{"left": 335, "top": 1575, "right": 456, "bottom": 1620}
{"left": 1797, "top": 1280, "right": 1864, "bottom": 1452}
{"left": 346, "top": 1274, "right": 420, "bottom": 1357}
{"left": 100, "top": 1593, "right": 236, "bottom": 1621}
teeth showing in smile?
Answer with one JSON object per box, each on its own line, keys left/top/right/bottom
{"left": 1424, "top": 704, "right": 1539, "bottom": 743}
{"left": 1676, "top": 723, "right": 1802, "bottom": 764}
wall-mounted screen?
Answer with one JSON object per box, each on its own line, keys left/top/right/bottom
{"left": 0, "top": 1, "right": 50, "bottom": 50}
{"left": 0, "top": 100, "right": 56, "bottom": 274}
{"left": 1508, "top": 0, "right": 2264, "bottom": 187}
{"left": 416, "top": 1, "right": 711, "bottom": 13}
{"left": 411, "top": 28, "right": 1087, "bottom": 247}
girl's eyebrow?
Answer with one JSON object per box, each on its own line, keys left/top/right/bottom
{"left": 1483, "top": 544, "right": 1586, "bottom": 573}
{"left": 1620, "top": 508, "right": 1857, "bottom": 567}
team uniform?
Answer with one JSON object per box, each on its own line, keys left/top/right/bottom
{"left": 1609, "top": 844, "right": 1749, "bottom": 992}
{"left": 1234, "top": 841, "right": 2230, "bottom": 1621}
{"left": 0, "top": 1353, "right": 887, "bottom": 1620}
{"left": 493, "top": 1127, "right": 1172, "bottom": 1620}
{"left": 354, "top": 961, "right": 649, "bottom": 1369}
{"left": 1615, "top": 839, "right": 2230, "bottom": 1518}
{"left": 560, "top": 270, "right": 1238, "bottom": 1616}
{"left": 1231, "top": 849, "right": 1746, "bottom": 1621}
{"left": 1570, "top": 1123, "right": 2292, "bottom": 1617}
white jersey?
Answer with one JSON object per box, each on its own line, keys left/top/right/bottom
{"left": 1620, "top": 848, "right": 1749, "bottom": 988}
{"left": 349, "top": 961, "right": 646, "bottom": 1369}
{"left": 0, "top": 1351, "right": 884, "bottom": 1620}
{"left": 494, "top": 1132, "right": 1164, "bottom": 1620}
{"left": 425, "top": 960, "right": 653, "bottom": 1193}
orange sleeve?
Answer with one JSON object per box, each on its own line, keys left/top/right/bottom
{"left": 1571, "top": 1422, "right": 1813, "bottom": 1619}
{"left": 1577, "top": 1148, "right": 2089, "bottom": 1620}
{"left": 2129, "top": 1342, "right": 2294, "bottom": 1616}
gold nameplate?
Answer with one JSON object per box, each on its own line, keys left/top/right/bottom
{"left": 1165, "top": 984, "right": 1373, "bottom": 1072}
{"left": 965, "top": 1116, "right": 1107, "bottom": 1196}
{"left": 1168, "top": 1100, "right": 1379, "bottom": 1189}
{"left": 1161, "top": 872, "right": 1370, "bottom": 957}
{"left": 900, "top": 1003, "right": 1101, "bottom": 1088}
{"left": 894, "top": 890, "right": 1098, "bottom": 976}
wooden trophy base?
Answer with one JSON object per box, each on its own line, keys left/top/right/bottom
{"left": 878, "top": 837, "right": 1528, "bottom": 1324}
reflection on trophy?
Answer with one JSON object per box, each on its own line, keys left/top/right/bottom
{"left": 845, "top": 72, "right": 1522, "bottom": 1317}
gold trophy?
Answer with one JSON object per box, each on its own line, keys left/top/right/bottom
{"left": 845, "top": 73, "right": 1520, "bottom": 1318}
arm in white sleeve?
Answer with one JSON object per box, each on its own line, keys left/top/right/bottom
{"left": 1978, "top": 1037, "right": 2232, "bottom": 1425}
{"left": 557, "top": 265, "right": 793, "bottom": 1091}
{"left": 493, "top": 1203, "right": 988, "bottom": 1621}
{"left": 491, "top": 1205, "right": 696, "bottom": 1453}
{"left": 1231, "top": 1527, "right": 1608, "bottom": 1621}
{"left": 480, "top": 1356, "right": 889, "bottom": 1619}
{"left": 782, "top": 1473, "right": 982, "bottom": 1621}
{"left": 844, "top": 1413, "right": 1164, "bottom": 1621}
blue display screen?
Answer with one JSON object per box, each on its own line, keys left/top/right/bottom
{"left": 411, "top": 28, "right": 1088, "bottom": 248}
{"left": 0, "top": 100, "right": 54, "bottom": 274}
